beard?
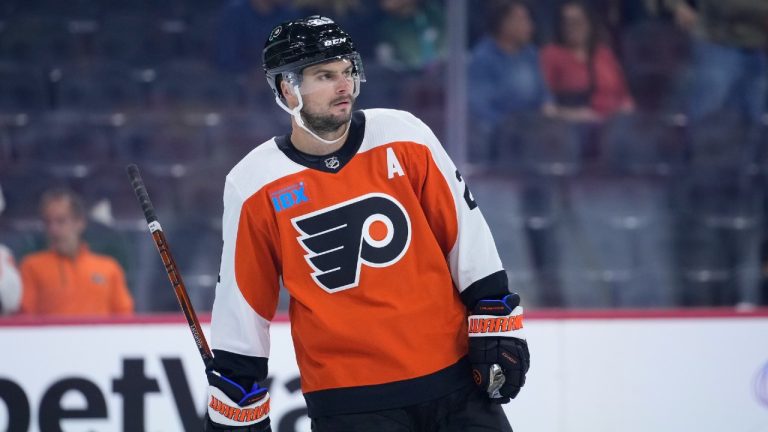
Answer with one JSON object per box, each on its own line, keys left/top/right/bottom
{"left": 300, "top": 96, "right": 355, "bottom": 134}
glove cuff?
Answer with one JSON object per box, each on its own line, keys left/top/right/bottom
{"left": 468, "top": 305, "right": 526, "bottom": 339}
{"left": 207, "top": 385, "right": 270, "bottom": 428}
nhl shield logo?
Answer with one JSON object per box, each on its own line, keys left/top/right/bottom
{"left": 324, "top": 156, "right": 340, "bottom": 170}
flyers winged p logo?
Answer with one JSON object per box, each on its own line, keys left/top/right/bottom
{"left": 291, "top": 193, "right": 411, "bottom": 293}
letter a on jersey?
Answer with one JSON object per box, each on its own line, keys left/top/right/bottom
{"left": 291, "top": 193, "right": 412, "bottom": 293}
{"left": 386, "top": 147, "right": 404, "bottom": 179}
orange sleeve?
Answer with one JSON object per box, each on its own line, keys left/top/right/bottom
{"left": 234, "top": 192, "right": 281, "bottom": 321}
{"left": 411, "top": 145, "right": 458, "bottom": 256}
{"left": 19, "top": 258, "right": 38, "bottom": 314}
{"left": 110, "top": 261, "right": 134, "bottom": 314}
{"left": 211, "top": 175, "right": 280, "bottom": 361}
{"left": 403, "top": 112, "right": 505, "bottom": 294}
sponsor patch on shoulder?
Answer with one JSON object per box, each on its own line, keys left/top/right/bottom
{"left": 270, "top": 181, "right": 309, "bottom": 213}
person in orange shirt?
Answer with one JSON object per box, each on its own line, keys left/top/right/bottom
{"left": 20, "top": 187, "right": 134, "bottom": 316}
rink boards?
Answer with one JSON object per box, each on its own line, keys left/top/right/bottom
{"left": 1, "top": 310, "right": 767, "bottom": 432}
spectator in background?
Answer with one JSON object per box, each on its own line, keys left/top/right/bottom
{"left": 669, "top": 0, "right": 768, "bottom": 123}
{"left": 541, "top": 0, "right": 634, "bottom": 122}
{"left": 614, "top": 0, "right": 677, "bottom": 27}
{"left": 0, "top": 185, "right": 22, "bottom": 315}
{"left": 294, "top": 0, "right": 379, "bottom": 59}
{"left": 468, "top": 0, "right": 556, "bottom": 160}
{"left": 214, "top": 0, "right": 296, "bottom": 74}
{"left": 375, "top": 0, "right": 445, "bottom": 72}
{"left": 617, "top": 1, "right": 691, "bottom": 113}
{"left": 20, "top": 188, "right": 134, "bottom": 316}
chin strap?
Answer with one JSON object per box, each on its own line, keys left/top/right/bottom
{"left": 275, "top": 85, "right": 350, "bottom": 146}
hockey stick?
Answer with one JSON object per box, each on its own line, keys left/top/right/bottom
{"left": 126, "top": 164, "right": 214, "bottom": 369}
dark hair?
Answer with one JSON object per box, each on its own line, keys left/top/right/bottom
{"left": 487, "top": 0, "right": 531, "bottom": 39}
{"left": 40, "top": 187, "right": 86, "bottom": 219}
{"left": 553, "top": 0, "right": 601, "bottom": 51}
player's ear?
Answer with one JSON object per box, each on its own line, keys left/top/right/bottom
{"left": 281, "top": 80, "right": 294, "bottom": 97}
{"left": 281, "top": 80, "right": 299, "bottom": 108}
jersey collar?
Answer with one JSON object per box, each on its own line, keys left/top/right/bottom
{"left": 275, "top": 110, "right": 365, "bottom": 173}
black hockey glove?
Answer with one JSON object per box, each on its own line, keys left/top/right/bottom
{"left": 204, "top": 369, "right": 271, "bottom": 431}
{"left": 468, "top": 293, "right": 530, "bottom": 404}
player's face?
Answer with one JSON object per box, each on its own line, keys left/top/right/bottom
{"left": 500, "top": 5, "right": 533, "bottom": 45}
{"left": 298, "top": 59, "right": 356, "bottom": 134}
{"left": 561, "top": 4, "right": 590, "bottom": 48}
{"left": 42, "top": 198, "right": 85, "bottom": 256}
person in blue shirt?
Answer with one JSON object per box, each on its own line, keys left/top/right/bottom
{"left": 214, "top": 0, "right": 297, "bottom": 74}
{"left": 468, "top": 0, "right": 555, "bottom": 161}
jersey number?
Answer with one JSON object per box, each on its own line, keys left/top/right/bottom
{"left": 455, "top": 170, "right": 477, "bottom": 210}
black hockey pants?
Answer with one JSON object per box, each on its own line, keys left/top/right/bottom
{"left": 310, "top": 385, "right": 514, "bottom": 432}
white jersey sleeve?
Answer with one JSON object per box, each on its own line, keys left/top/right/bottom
{"left": 210, "top": 176, "right": 279, "bottom": 359}
{"left": 0, "top": 245, "right": 22, "bottom": 315}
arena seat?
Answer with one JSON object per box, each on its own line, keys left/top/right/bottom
{"left": 0, "top": 61, "right": 48, "bottom": 112}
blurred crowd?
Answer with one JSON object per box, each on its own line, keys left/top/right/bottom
{"left": 468, "top": 0, "right": 767, "bottom": 157}
{"left": 0, "top": 0, "right": 767, "bottom": 316}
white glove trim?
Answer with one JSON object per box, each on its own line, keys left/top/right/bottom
{"left": 468, "top": 306, "right": 526, "bottom": 339}
{"left": 207, "top": 385, "right": 270, "bottom": 427}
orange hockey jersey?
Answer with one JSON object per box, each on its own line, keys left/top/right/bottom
{"left": 210, "top": 108, "right": 509, "bottom": 416}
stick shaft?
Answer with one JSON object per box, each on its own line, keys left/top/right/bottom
{"left": 126, "top": 164, "right": 214, "bottom": 368}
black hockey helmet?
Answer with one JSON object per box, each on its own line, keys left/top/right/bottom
{"left": 262, "top": 16, "right": 365, "bottom": 101}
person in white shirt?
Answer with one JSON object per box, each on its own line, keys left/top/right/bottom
{"left": 0, "top": 184, "right": 22, "bottom": 315}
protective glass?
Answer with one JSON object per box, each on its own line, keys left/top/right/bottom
{"left": 281, "top": 53, "right": 366, "bottom": 97}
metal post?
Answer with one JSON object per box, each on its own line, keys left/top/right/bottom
{"left": 445, "top": 0, "right": 468, "bottom": 172}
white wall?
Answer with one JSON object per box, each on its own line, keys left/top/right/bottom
{"left": 1, "top": 314, "right": 767, "bottom": 432}
{"left": 510, "top": 316, "right": 768, "bottom": 432}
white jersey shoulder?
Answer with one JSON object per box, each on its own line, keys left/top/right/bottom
{"left": 226, "top": 138, "right": 306, "bottom": 201}
{"left": 0, "top": 243, "right": 21, "bottom": 315}
{"left": 224, "top": 109, "right": 438, "bottom": 200}
{"left": 360, "top": 108, "right": 437, "bottom": 152}
{"left": 0, "top": 244, "right": 11, "bottom": 260}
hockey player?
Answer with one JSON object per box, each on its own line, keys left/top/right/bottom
{"left": 205, "top": 15, "right": 530, "bottom": 431}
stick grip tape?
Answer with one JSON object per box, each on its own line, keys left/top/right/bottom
{"left": 126, "top": 164, "right": 158, "bottom": 224}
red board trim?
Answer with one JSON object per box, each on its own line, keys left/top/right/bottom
{"left": 1, "top": 308, "right": 767, "bottom": 327}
